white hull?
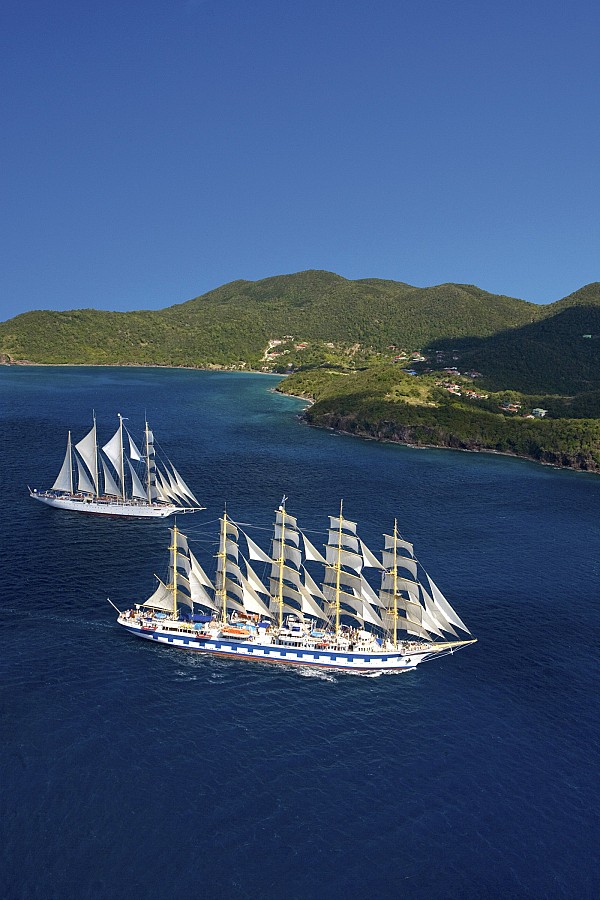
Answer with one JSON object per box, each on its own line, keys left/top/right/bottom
{"left": 116, "top": 613, "right": 472, "bottom": 673}
{"left": 30, "top": 490, "right": 194, "bottom": 519}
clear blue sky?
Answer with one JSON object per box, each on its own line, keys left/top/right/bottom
{"left": 2, "top": 0, "right": 599, "bottom": 320}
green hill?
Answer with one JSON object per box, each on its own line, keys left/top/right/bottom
{"left": 430, "top": 303, "right": 600, "bottom": 393}
{"left": 0, "top": 270, "right": 539, "bottom": 367}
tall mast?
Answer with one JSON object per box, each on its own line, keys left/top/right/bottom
{"left": 92, "top": 413, "right": 99, "bottom": 498}
{"left": 217, "top": 511, "right": 228, "bottom": 625}
{"left": 118, "top": 413, "right": 125, "bottom": 500}
{"left": 67, "top": 431, "right": 74, "bottom": 494}
{"left": 392, "top": 519, "right": 399, "bottom": 649}
{"left": 276, "top": 502, "right": 286, "bottom": 629}
{"left": 171, "top": 522, "right": 178, "bottom": 620}
{"left": 145, "top": 420, "right": 152, "bottom": 505}
{"left": 334, "top": 499, "right": 343, "bottom": 637}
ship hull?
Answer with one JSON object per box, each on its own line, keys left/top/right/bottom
{"left": 119, "top": 621, "right": 433, "bottom": 672}
{"left": 30, "top": 490, "right": 182, "bottom": 519}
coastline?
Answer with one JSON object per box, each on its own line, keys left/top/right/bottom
{"left": 3, "top": 360, "right": 597, "bottom": 474}
{"left": 274, "top": 385, "right": 600, "bottom": 476}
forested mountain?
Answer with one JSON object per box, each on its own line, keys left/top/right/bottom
{"left": 0, "top": 270, "right": 540, "bottom": 366}
{"left": 430, "top": 304, "right": 600, "bottom": 393}
{"left": 3, "top": 269, "right": 599, "bottom": 470}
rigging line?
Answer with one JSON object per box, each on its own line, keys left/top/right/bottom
{"left": 235, "top": 521, "right": 275, "bottom": 532}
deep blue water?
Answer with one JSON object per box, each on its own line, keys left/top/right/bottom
{"left": 1, "top": 366, "right": 599, "bottom": 900}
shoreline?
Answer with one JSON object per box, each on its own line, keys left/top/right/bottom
{"left": 3, "top": 360, "right": 597, "bottom": 475}
{"left": 296, "top": 417, "right": 600, "bottom": 475}
{"left": 273, "top": 387, "right": 600, "bottom": 476}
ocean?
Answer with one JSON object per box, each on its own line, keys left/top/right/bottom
{"left": 1, "top": 366, "right": 598, "bottom": 899}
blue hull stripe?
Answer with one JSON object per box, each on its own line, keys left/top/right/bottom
{"left": 123, "top": 626, "right": 419, "bottom": 671}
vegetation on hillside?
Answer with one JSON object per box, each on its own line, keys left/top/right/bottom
{"left": 0, "top": 270, "right": 540, "bottom": 368}
{"left": 2, "top": 269, "right": 599, "bottom": 471}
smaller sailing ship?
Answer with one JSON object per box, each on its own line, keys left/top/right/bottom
{"left": 30, "top": 414, "right": 203, "bottom": 518}
{"left": 110, "top": 501, "right": 476, "bottom": 672}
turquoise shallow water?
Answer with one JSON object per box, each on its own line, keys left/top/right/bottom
{"left": 1, "top": 367, "right": 599, "bottom": 899}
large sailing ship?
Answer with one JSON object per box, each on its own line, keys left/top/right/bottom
{"left": 30, "top": 414, "right": 203, "bottom": 518}
{"left": 111, "top": 501, "right": 476, "bottom": 672}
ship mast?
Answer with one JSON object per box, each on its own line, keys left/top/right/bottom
{"left": 334, "top": 500, "right": 343, "bottom": 637}
{"left": 92, "top": 412, "right": 99, "bottom": 498}
{"left": 171, "top": 522, "right": 179, "bottom": 620}
{"left": 392, "top": 519, "right": 399, "bottom": 649}
{"left": 217, "top": 511, "right": 228, "bottom": 625}
{"left": 67, "top": 431, "right": 74, "bottom": 494}
{"left": 144, "top": 420, "right": 152, "bottom": 505}
{"left": 118, "top": 413, "right": 125, "bottom": 500}
{"left": 276, "top": 501, "right": 286, "bottom": 628}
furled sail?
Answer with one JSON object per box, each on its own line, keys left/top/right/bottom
{"left": 52, "top": 432, "right": 73, "bottom": 493}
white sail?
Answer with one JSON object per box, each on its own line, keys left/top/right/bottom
{"left": 157, "top": 466, "right": 182, "bottom": 503}
{"left": 223, "top": 520, "right": 239, "bottom": 540}
{"left": 302, "top": 567, "right": 327, "bottom": 602}
{"left": 245, "top": 560, "right": 271, "bottom": 597}
{"left": 270, "top": 561, "right": 302, "bottom": 588}
{"left": 52, "top": 432, "right": 73, "bottom": 492}
{"left": 161, "top": 466, "right": 189, "bottom": 505}
{"left": 145, "top": 427, "right": 159, "bottom": 501}
{"left": 302, "top": 534, "right": 327, "bottom": 564}
{"left": 327, "top": 530, "right": 360, "bottom": 554}
{"left": 101, "top": 458, "right": 121, "bottom": 497}
{"left": 175, "top": 554, "right": 191, "bottom": 576}
{"left": 324, "top": 567, "right": 380, "bottom": 606}
{"left": 126, "top": 430, "right": 143, "bottom": 461}
{"left": 145, "top": 580, "right": 174, "bottom": 612}
{"left": 170, "top": 465, "right": 200, "bottom": 506}
{"left": 172, "top": 570, "right": 191, "bottom": 595}
{"left": 154, "top": 468, "right": 177, "bottom": 503}
{"left": 76, "top": 456, "right": 96, "bottom": 494}
{"left": 325, "top": 545, "right": 363, "bottom": 572}
{"left": 223, "top": 578, "right": 246, "bottom": 613}
{"left": 427, "top": 575, "right": 471, "bottom": 634}
{"left": 384, "top": 534, "right": 414, "bottom": 556}
{"left": 417, "top": 584, "right": 458, "bottom": 637}
{"left": 272, "top": 541, "right": 302, "bottom": 570}
{"left": 75, "top": 424, "right": 98, "bottom": 494}
{"left": 329, "top": 515, "right": 357, "bottom": 534}
{"left": 361, "top": 540, "right": 385, "bottom": 570}
{"left": 298, "top": 583, "right": 328, "bottom": 622}
{"left": 189, "top": 574, "right": 217, "bottom": 610}
{"left": 224, "top": 538, "right": 239, "bottom": 561}
{"left": 243, "top": 532, "right": 273, "bottom": 564}
{"left": 382, "top": 607, "right": 432, "bottom": 640}
{"left": 275, "top": 510, "right": 298, "bottom": 532}
{"left": 240, "top": 575, "right": 272, "bottom": 618}
{"left": 127, "top": 459, "right": 147, "bottom": 500}
{"left": 102, "top": 427, "right": 123, "bottom": 481}
{"left": 323, "top": 585, "right": 382, "bottom": 628}
{"left": 381, "top": 551, "right": 418, "bottom": 579}
{"left": 189, "top": 551, "right": 214, "bottom": 588}
{"left": 170, "top": 529, "right": 189, "bottom": 554}
{"left": 268, "top": 579, "right": 306, "bottom": 618}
